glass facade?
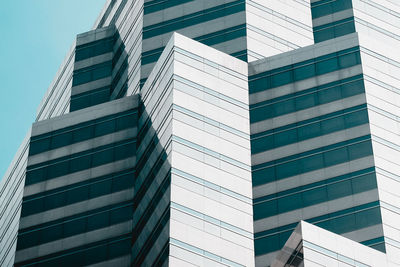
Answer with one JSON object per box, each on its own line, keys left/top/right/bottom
{"left": 311, "top": 0, "right": 355, "bottom": 43}
{"left": 14, "top": 96, "right": 138, "bottom": 267}
{"left": 70, "top": 26, "right": 129, "bottom": 112}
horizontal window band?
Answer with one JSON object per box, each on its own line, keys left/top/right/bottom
{"left": 26, "top": 139, "right": 137, "bottom": 185}
{"left": 250, "top": 80, "right": 365, "bottom": 124}
{"left": 72, "top": 61, "right": 113, "bottom": 87}
{"left": 249, "top": 48, "right": 361, "bottom": 94}
{"left": 142, "top": 24, "right": 246, "bottom": 65}
{"left": 254, "top": 167, "right": 375, "bottom": 203}
{"left": 31, "top": 108, "right": 137, "bottom": 142}
{"left": 251, "top": 107, "right": 369, "bottom": 154}
{"left": 313, "top": 19, "right": 355, "bottom": 43}
{"left": 15, "top": 233, "right": 132, "bottom": 267}
{"left": 70, "top": 89, "right": 111, "bottom": 112}
{"left": 253, "top": 136, "right": 373, "bottom": 187}
{"left": 19, "top": 200, "right": 133, "bottom": 234}
{"left": 249, "top": 46, "right": 359, "bottom": 80}
{"left": 253, "top": 170, "right": 377, "bottom": 220}
{"left": 21, "top": 169, "right": 135, "bottom": 218}
{"left": 70, "top": 86, "right": 110, "bottom": 99}
{"left": 76, "top": 36, "right": 115, "bottom": 50}
{"left": 196, "top": 24, "right": 246, "bottom": 47}
{"left": 17, "top": 204, "right": 133, "bottom": 251}
{"left": 143, "top": 0, "right": 245, "bottom": 39}
{"left": 18, "top": 203, "right": 134, "bottom": 251}
{"left": 29, "top": 113, "right": 137, "bottom": 156}
{"left": 311, "top": 0, "right": 352, "bottom": 19}
{"left": 23, "top": 167, "right": 135, "bottom": 202}
{"left": 253, "top": 135, "right": 371, "bottom": 170}
{"left": 255, "top": 201, "right": 380, "bottom": 238}
{"left": 30, "top": 109, "right": 138, "bottom": 156}
{"left": 313, "top": 17, "right": 355, "bottom": 32}
{"left": 311, "top": 0, "right": 348, "bottom": 8}
{"left": 254, "top": 202, "right": 382, "bottom": 255}
{"left": 250, "top": 74, "right": 363, "bottom": 110}
{"left": 73, "top": 60, "right": 112, "bottom": 75}
{"left": 75, "top": 36, "right": 115, "bottom": 62}
{"left": 251, "top": 103, "right": 367, "bottom": 139}
{"left": 28, "top": 138, "right": 136, "bottom": 170}
{"left": 144, "top": 0, "right": 194, "bottom": 15}
{"left": 360, "top": 236, "right": 385, "bottom": 247}
{"left": 230, "top": 49, "right": 247, "bottom": 61}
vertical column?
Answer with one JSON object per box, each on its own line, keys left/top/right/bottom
{"left": 136, "top": 32, "right": 254, "bottom": 266}
{"left": 249, "top": 34, "right": 382, "bottom": 266}
{"left": 71, "top": 26, "right": 116, "bottom": 111}
{"left": 359, "top": 26, "right": 400, "bottom": 265}
{"left": 168, "top": 34, "right": 254, "bottom": 267}
{"left": 311, "top": 0, "right": 355, "bottom": 43}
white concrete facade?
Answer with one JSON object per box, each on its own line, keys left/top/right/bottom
{"left": 139, "top": 32, "right": 254, "bottom": 266}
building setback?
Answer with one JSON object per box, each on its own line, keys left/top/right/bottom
{"left": 1, "top": 0, "right": 400, "bottom": 266}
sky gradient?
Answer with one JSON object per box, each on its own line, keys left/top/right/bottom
{"left": 0, "top": 1, "right": 107, "bottom": 179}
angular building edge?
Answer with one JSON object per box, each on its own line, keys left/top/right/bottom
{"left": 272, "top": 220, "right": 389, "bottom": 267}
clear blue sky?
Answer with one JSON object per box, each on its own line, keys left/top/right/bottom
{"left": 0, "top": 1, "right": 107, "bottom": 179}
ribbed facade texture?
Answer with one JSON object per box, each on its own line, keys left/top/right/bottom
{"left": 1, "top": 0, "right": 400, "bottom": 266}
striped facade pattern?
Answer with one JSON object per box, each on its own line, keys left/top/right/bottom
{"left": 140, "top": 0, "right": 247, "bottom": 86}
{"left": 71, "top": 26, "right": 116, "bottom": 111}
{"left": 311, "top": 0, "right": 356, "bottom": 43}
{"left": 249, "top": 33, "right": 384, "bottom": 266}
{"left": 14, "top": 96, "right": 139, "bottom": 266}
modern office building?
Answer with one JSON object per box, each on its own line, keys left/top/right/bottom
{"left": 1, "top": 0, "right": 400, "bottom": 266}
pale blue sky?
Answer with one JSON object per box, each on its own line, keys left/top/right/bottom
{"left": 0, "top": 1, "right": 107, "bottom": 179}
